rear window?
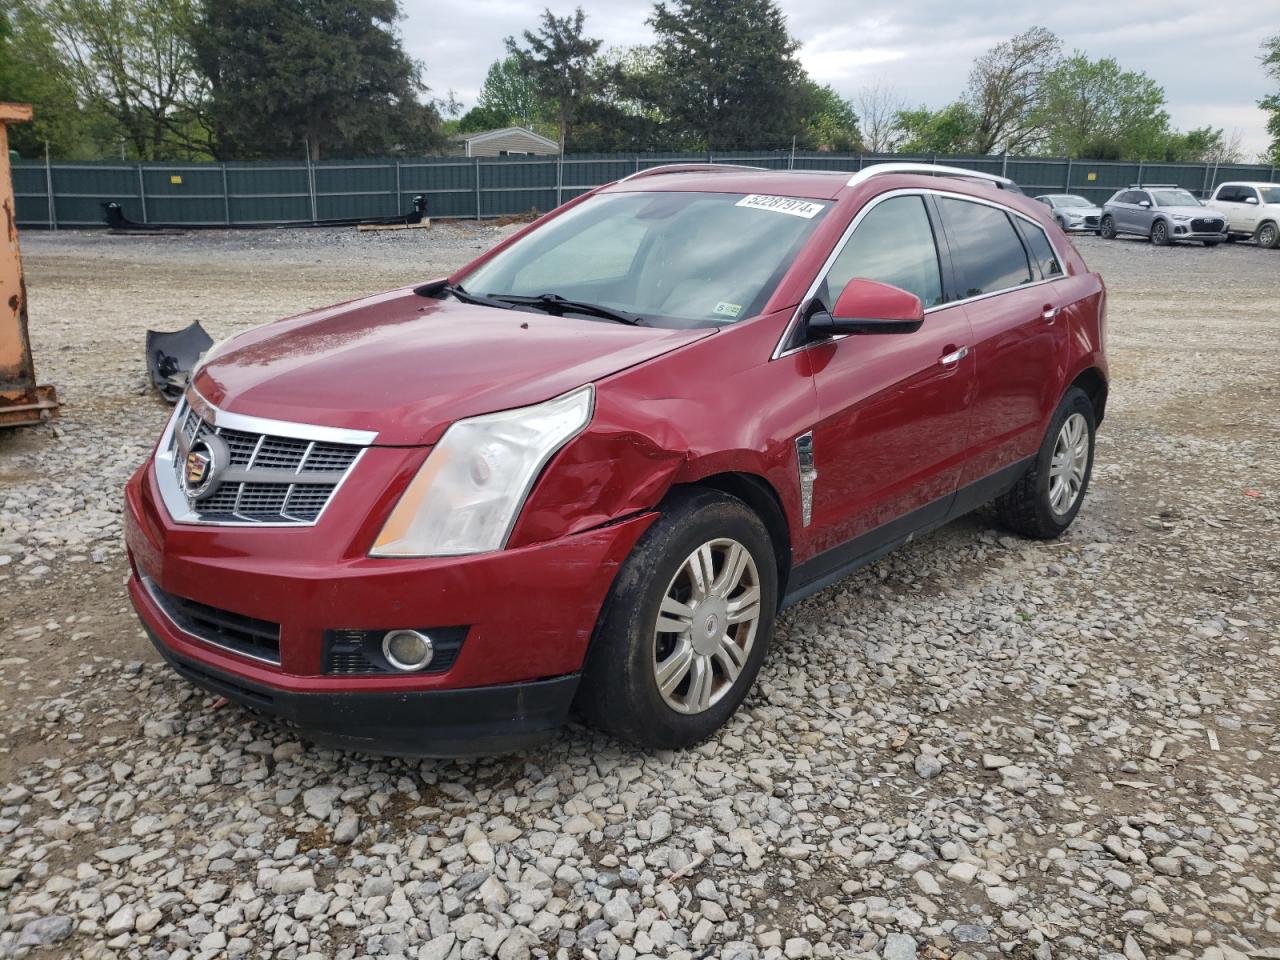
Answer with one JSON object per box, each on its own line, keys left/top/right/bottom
{"left": 937, "top": 198, "right": 1034, "bottom": 297}
{"left": 1019, "top": 221, "right": 1064, "bottom": 279}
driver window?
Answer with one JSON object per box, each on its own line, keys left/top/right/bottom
{"left": 824, "top": 195, "right": 944, "bottom": 309}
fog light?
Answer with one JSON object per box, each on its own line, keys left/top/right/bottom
{"left": 382, "top": 630, "right": 434, "bottom": 671}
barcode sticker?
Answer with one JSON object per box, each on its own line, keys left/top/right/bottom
{"left": 735, "top": 195, "right": 825, "bottom": 219}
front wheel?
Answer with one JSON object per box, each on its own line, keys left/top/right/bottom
{"left": 1151, "top": 220, "right": 1170, "bottom": 246}
{"left": 1257, "top": 222, "right": 1279, "bottom": 249}
{"left": 1202, "top": 240, "right": 1220, "bottom": 247}
{"left": 995, "top": 387, "right": 1096, "bottom": 540}
{"left": 1099, "top": 216, "right": 1117, "bottom": 240}
{"left": 576, "top": 489, "right": 778, "bottom": 749}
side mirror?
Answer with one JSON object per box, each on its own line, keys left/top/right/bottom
{"left": 808, "top": 279, "right": 925, "bottom": 338}
{"left": 1245, "top": 196, "right": 1260, "bottom": 205}
{"left": 1138, "top": 200, "right": 1152, "bottom": 208}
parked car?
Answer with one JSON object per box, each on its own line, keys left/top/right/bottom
{"left": 1034, "top": 194, "right": 1103, "bottom": 234}
{"left": 125, "top": 162, "right": 1109, "bottom": 755}
{"left": 1099, "top": 185, "right": 1226, "bottom": 246}
{"left": 1205, "top": 181, "right": 1280, "bottom": 249}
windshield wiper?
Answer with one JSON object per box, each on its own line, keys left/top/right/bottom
{"left": 492, "top": 293, "right": 645, "bottom": 326}
{"left": 441, "top": 282, "right": 509, "bottom": 308}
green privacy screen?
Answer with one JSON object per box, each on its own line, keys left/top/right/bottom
{"left": 12, "top": 153, "right": 1278, "bottom": 228}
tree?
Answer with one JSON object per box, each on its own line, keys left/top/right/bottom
{"left": 459, "top": 55, "right": 554, "bottom": 134}
{"left": 795, "top": 80, "right": 860, "bottom": 151}
{"left": 1262, "top": 33, "right": 1280, "bottom": 164}
{"left": 0, "top": 4, "right": 94, "bottom": 157}
{"left": 17, "top": 0, "right": 212, "bottom": 159}
{"left": 647, "top": 0, "right": 807, "bottom": 150}
{"left": 894, "top": 103, "right": 979, "bottom": 154}
{"left": 571, "top": 45, "right": 671, "bottom": 151}
{"left": 1033, "top": 54, "right": 1171, "bottom": 159}
{"left": 194, "top": 0, "right": 440, "bottom": 160}
{"left": 506, "top": 7, "right": 602, "bottom": 153}
{"left": 964, "top": 26, "right": 1061, "bottom": 153}
{"left": 1163, "top": 126, "right": 1244, "bottom": 164}
{"left": 854, "top": 84, "right": 906, "bottom": 153}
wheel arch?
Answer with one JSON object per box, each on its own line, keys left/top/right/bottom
{"left": 668, "top": 472, "right": 793, "bottom": 608}
{"left": 1070, "top": 366, "right": 1108, "bottom": 425}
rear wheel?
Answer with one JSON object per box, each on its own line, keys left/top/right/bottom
{"left": 1257, "top": 222, "right": 1279, "bottom": 249}
{"left": 1151, "top": 220, "right": 1170, "bottom": 246}
{"left": 1099, "top": 216, "right": 1117, "bottom": 240}
{"left": 996, "top": 387, "right": 1096, "bottom": 540}
{"left": 577, "top": 489, "right": 777, "bottom": 749}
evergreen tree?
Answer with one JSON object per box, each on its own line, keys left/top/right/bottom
{"left": 506, "top": 8, "right": 602, "bottom": 152}
{"left": 194, "top": 0, "right": 440, "bottom": 159}
{"left": 646, "top": 0, "right": 808, "bottom": 150}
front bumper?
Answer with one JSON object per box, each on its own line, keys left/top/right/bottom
{"left": 143, "top": 625, "right": 581, "bottom": 756}
{"left": 125, "top": 456, "right": 655, "bottom": 754}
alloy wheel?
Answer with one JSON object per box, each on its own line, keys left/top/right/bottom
{"left": 1152, "top": 221, "right": 1168, "bottom": 245}
{"left": 652, "top": 538, "right": 762, "bottom": 715}
{"left": 1260, "top": 224, "right": 1278, "bottom": 249}
{"left": 1048, "top": 413, "right": 1089, "bottom": 516}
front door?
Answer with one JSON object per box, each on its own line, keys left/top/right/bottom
{"left": 804, "top": 193, "right": 975, "bottom": 558}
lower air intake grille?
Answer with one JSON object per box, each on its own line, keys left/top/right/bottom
{"left": 146, "top": 578, "right": 281, "bottom": 664}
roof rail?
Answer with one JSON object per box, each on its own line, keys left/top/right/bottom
{"left": 846, "top": 162, "right": 1019, "bottom": 192}
{"left": 618, "top": 162, "right": 766, "bottom": 183}
{"left": 1128, "top": 183, "right": 1179, "bottom": 188}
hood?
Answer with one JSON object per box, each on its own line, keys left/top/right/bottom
{"left": 1061, "top": 206, "right": 1102, "bottom": 216}
{"left": 192, "top": 286, "right": 715, "bottom": 445}
{"left": 1158, "top": 205, "right": 1219, "bottom": 218}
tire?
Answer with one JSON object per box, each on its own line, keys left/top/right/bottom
{"left": 1257, "top": 222, "right": 1280, "bottom": 249}
{"left": 1099, "top": 216, "right": 1117, "bottom": 240}
{"left": 1225, "top": 234, "right": 1239, "bottom": 243}
{"left": 995, "top": 387, "right": 1096, "bottom": 540}
{"left": 1202, "top": 240, "right": 1219, "bottom": 247}
{"left": 576, "top": 489, "right": 778, "bottom": 749}
{"left": 1055, "top": 216, "right": 1066, "bottom": 231}
{"left": 1151, "top": 220, "right": 1170, "bottom": 246}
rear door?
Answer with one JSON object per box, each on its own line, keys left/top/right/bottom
{"left": 934, "top": 196, "right": 1069, "bottom": 486}
{"left": 802, "top": 192, "right": 975, "bottom": 556}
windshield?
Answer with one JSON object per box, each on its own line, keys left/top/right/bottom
{"left": 1152, "top": 189, "right": 1200, "bottom": 207}
{"left": 1055, "top": 195, "right": 1093, "bottom": 208}
{"left": 1260, "top": 186, "right": 1280, "bottom": 204}
{"left": 460, "top": 191, "right": 830, "bottom": 328}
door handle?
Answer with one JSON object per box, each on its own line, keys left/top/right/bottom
{"left": 1042, "top": 305, "right": 1060, "bottom": 323}
{"left": 939, "top": 346, "right": 968, "bottom": 366}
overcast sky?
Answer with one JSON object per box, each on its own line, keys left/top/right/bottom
{"left": 403, "top": 0, "right": 1277, "bottom": 158}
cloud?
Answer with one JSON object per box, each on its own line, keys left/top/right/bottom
{"left": 401, "top": 0, "right": 1276, "bottom": 157}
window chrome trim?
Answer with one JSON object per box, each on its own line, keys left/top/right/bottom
{"left": 845, "top": 163, "right": 1016, "bottom": 191}
{"left": 140, "top": 576, "right": 280, "bottom": 667}
{"left": 154, "top": 393, "right": 371, "bottom": 528}
{"left": 771, "top": 187, "right": 1066, "bottom": 361}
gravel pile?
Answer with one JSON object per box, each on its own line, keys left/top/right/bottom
{"left": 1, "top": 228, "right": 1277, "bottom": 960}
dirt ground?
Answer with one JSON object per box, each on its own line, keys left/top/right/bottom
{"left": 0, "top": 223, "right": 1277, "bottom": 960}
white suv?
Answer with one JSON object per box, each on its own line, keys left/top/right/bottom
{"left": 1205, "top": 182, "right": 1280, "bottom": 249}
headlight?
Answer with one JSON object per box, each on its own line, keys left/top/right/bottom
{"left": 1172, "top": 214, "right": 1191, "bottom": 222}
{"left": 369, "top": 386, "right": 594, "bottom": 557}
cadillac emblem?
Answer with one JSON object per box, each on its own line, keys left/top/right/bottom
{"left": 180, "top": 435, "right": 227, "bottom": 501}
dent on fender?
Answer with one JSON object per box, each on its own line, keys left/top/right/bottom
{"left": 507, "top": 410, "right": 691, "bottom": 548}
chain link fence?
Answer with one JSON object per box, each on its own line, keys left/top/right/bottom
{"left": 12, "top": 150, "right": 1279, "bottom": 229}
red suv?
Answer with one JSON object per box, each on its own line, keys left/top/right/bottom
{"left": 125, "top": 163, "right": 1108, "bottom": 755}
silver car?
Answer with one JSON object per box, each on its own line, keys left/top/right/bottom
{"left": 1099, "top": 185, "right": 1226, "bottom": 247}
{"left": 1034, "top": 194, "right": 1103, "bottom": 234}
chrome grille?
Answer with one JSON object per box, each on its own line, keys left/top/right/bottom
{"left": 170, "top": 399, "right": 364, "bottom": 524}
{"left": 1192, "top": 217, "right": 1224, "bottom": 233}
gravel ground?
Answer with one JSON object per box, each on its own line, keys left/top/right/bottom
{"left": 1, "top": 224, "right": 1277, "bottom": 960}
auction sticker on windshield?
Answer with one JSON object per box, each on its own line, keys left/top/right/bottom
{"left": 735, "top": 195, "right": 826, "bottom": 218}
